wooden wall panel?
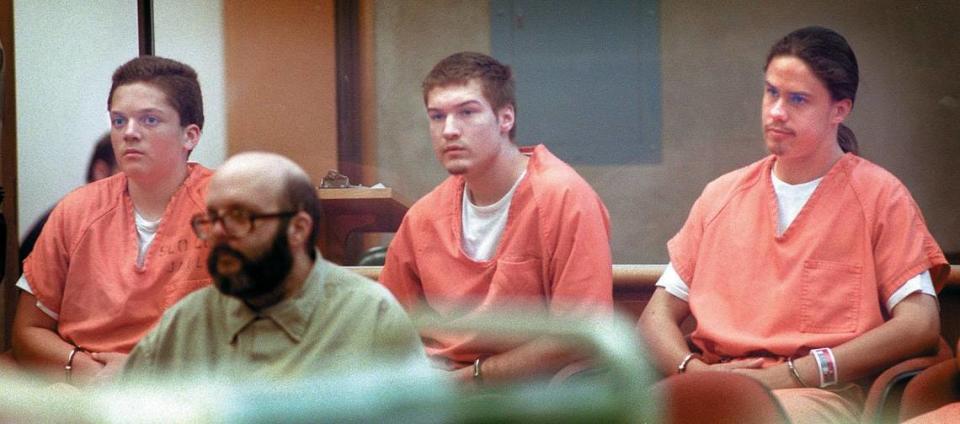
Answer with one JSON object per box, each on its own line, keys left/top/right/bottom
{"left": 357, "top": 0, "right": 376, "bottom": 186}
{"left": 0, "top": 0, "right": 17, "bottom": 349}
{"left": 223, "top": 0, "right": 337, "bottom": 181}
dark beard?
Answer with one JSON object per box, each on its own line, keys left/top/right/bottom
{"left": 208, "top": 223, "right": 293, "bottom": 304}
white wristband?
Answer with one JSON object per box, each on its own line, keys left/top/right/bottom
{"left": 810, "top": 348, "right": 838, "bottom": 388}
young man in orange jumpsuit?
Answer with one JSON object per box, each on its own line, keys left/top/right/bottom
{"left": 638, "top": 27, "right": 949, "bottom": 423}
{"left": 13, "top": 56, "right": 213, "bottom": 386}
{"left": 379, "top": 52, "right": 613, "bottom": 385}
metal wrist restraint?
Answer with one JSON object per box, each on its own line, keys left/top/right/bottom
{"left": 677, "top": 352, "right": 701, "bottom": 374}
{"left": 786, "top": 357, "right": 808, "bottom": 387}
{"left": 473, "top": 357, "right": 484, "bottom": 383}
{"left": 65, "top": 346, "right": 83, "bottom": 384}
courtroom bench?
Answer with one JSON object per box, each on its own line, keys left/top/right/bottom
{"left": 347, "top": 264, "right": 960, "bottom": 348}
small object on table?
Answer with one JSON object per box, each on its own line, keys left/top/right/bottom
{"left": 321, "top": 170, "right": 353, "bottom": 188}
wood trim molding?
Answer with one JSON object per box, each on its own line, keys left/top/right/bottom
{"left": 137, "top": 0, "right": 154, "bottom": 56}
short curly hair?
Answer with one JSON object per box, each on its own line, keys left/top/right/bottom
{"left": 107, "top": 55, "right": 204, "bottom": 130}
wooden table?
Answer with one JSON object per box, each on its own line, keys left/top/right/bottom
{"left": 316, "top": 187, "right": 411, "bottom": 264}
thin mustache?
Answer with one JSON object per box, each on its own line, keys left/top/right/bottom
{"left": 764, "top": 125, "right": 793, "bottom": 133}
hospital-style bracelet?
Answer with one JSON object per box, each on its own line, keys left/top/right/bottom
{"left": 810, "top": 348, "right": 838, "bottom": 388}
{"left": 65, "top": 346, "right": 83, "bottom": 384}
{"left": 786, "top": 357, "right": 809, "bottom": 387}
{"left": 677, "top": 353, "right": 701, "bottom": 374}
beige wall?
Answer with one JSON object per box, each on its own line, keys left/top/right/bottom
{"left": 374, "top": 1, "right": 960, "bottom": 263}
{"left": 372, "top": 0, "right": 490, "bottom": 195}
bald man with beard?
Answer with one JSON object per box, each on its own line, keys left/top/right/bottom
{"left": 123, "top": 152, "right": 426, "bottom": 381}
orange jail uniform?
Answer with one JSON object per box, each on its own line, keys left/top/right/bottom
{"left": 380, "top": 145, "right": 614, "bottom": 369}
{"left": 23, "top": 164, "right": 213, "bottom": 353}
{"left": 669, "top": 154, "right": 947, "bottom": 362}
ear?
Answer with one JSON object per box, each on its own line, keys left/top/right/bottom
{"left": 496, "top": 105, "right": 515, "bottom": 136}
{"left": 287, "top": 211, "right": 313, "bottom": 249}
{"left": 182, "top": 124, "right": 202, "bottom": 152}
{"left": 831, "top": 98, "right": 852, "bottom": 125}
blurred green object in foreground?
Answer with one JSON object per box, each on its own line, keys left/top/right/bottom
{"left": 0, "top": 312, "right": 656, "bottom": 423}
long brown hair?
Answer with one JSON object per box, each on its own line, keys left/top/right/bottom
{"left": 766, "top": 26, "right": 859, "bottom": 155}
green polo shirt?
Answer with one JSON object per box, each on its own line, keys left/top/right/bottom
{"left": 123, "top": 257, "right": 426, "bottom": 381}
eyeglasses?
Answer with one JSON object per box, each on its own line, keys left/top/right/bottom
{"left": 191, "top": 209, "right": 297, "bottom": 240}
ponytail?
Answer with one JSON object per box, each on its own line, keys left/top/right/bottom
{"left": 838, "top": 123, "right": 858, "bottom": 155}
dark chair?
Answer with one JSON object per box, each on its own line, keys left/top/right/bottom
{"left": 0, "top": 350, "right": 16, "bottom": 376}
{"left": 898, "top": 340, "right": 960, "bottom": 422}
{"left": 355, "top": 245, "right": 387, "bottom": 266}
{"left": 653, "top": 371, "right": 790, "bottom": 424}
{"left": 860, "top": 337, "right": 954, "bottom": 423}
